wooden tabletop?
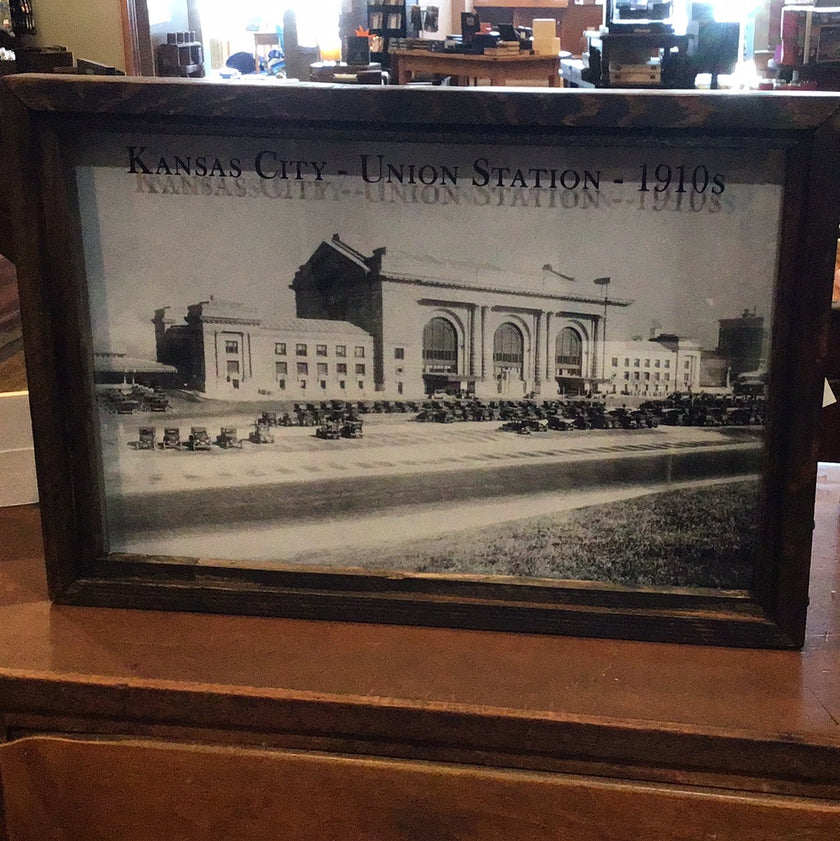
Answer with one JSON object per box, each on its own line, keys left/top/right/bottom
{"left": 1, "top": 465, "right": 839, "bottom": 794}
{"left": 389, "top": 50, "right": 564, "bottom": 64}
{"left": 389, "top": 51, "right": 564, "bottom": 87}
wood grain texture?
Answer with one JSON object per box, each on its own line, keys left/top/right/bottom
{"left": 0, "top": 83, "right": 82, "bottom": 599}
{"left": 769, "top": 112, "right": 840, "bottom": 644}
{"left": 119, "top": 0, "right": 154, "bottom": 77}
{"left": 2, "top": 74, "right": 840, "bottom": 132}
{"left": 2, "top": 736, "right": 840, "bottom": 841}
{"left": 2, "top": 495, "right": 840, "bottom": 801}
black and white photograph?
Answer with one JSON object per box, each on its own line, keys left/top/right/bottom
{"left": 77, "top": 135, "right": 783, "bottom": 590}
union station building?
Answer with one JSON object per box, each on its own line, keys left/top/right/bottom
{"left": 154, "top": 234, "right": 635, "bottom": 401}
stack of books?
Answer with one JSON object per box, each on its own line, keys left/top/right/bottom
{"left": 609, "top": 59, "right": 661, "bottom": 85}
{"left": 483, "top": 41, "right": 522, "bottom": 56}
{"left": 390, "top": 38, "right": 436, "bottom": 52}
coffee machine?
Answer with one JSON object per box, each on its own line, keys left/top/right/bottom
{"left": 604, "top": 0, "right": 676, "bottom": 34}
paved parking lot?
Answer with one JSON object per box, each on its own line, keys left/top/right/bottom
{"left": 100, "top": 411, "right": 763, "bottom": 495}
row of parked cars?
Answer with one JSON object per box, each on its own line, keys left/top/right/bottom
{"left": 415, "top": 394, "right": 767, "bottom": 433}
{"left": 134, "top": 425, "right": 262, "bottom": 451}
{"left": 254, "top": 408, "right": 365, "bottom": 440}
{"left": 133, "top": 413, "right": 366, "bottom": 451}
{"left": 128, "top": 393, "right": 765, "bottom": 449}
{"left": 254, "top": 400, "right": 423, "bottom": 428}
{"left": 638, "top": 394, "right": 766, "bottom": 427}
{"left": 99, "top": 386, "right": 169, "bottom": 414}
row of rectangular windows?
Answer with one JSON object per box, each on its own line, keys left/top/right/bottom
{"left": 225, "top": 340, "right": 406, "bottom": 360}
{"left": 223, "top": 341, "right": 366, "bottom": 358}
{"left": 276, "top": 343, "right": 366, "bottom": 358}
{"left": 277, "top": 379, "right": 369, "bottom": 391}
{"left": 274, "top": 362, "right": 365, "bottom": 376}
{"left": 611, "top": 357, "right": 672, "bottom": 369}
{"left": 275, "top": 344, "right": 407, "bottom": 359}
{"left": 225, "top": 361, "right": 368, "bottom": 376}
{"left": 623, "top": 372, "right": 671, "bottom": 381}
{"left": 612, "top": 357, "right": 693, "bottom": 370}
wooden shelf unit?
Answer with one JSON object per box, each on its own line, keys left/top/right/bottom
{"left": 1, "top": 489, "right": 840, "bottom": 837}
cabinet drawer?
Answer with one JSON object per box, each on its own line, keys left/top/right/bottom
{"left": 2, "top": 736, "right": 839, "bottom": 841}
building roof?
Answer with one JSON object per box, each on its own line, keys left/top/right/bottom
{"left": 379, "top": 250, "right": 632, "bottom": 307}
{"left": 94, "top": 354, "right": 178, "bottom": 374}
{"left": 188, "top": 299, "right": 262, "bottom": 325}
{"left": 325, "top": 234, "right": 372, "bottom": 272}
{"left": 382, "top": 249, "right": 560, "bottom": 290}
{"left": 181, "top": 299, "right": 369, "bottom": 337}
{"left": 263, "top": 316, "right": 371, "bottom": 337}
{"left": 649, "top": 336, "right": 702, "bottom": 351}
{"left": 306, "top": 237, "right": 633, "bottom": 308}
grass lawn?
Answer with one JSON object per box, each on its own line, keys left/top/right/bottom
{"left": 356, "top": 480, "right": 759, "bottom": 589}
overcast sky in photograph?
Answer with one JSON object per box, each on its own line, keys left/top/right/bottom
{"left": 77, "top": 136, "right": 783, "bottom": 359}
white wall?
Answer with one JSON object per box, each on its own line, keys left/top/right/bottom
{"left": 0, "top": 392, "right": 37, "bottom": 507}
{"left": 33, "top": 0, "right": 126, "bottom": 70}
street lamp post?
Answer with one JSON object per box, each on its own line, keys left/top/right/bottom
{"left": 542, "top": 264, "right": 575, "bottom": 282}
{"left": 593, "top": 277, "right": 611, "bottom": 390}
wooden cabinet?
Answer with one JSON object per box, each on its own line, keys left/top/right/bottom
{"left": 4, "top": 737, "right": 840, "bottom": 840}
{"left": 1, "top": 495, "right": 840, "bottom": 838}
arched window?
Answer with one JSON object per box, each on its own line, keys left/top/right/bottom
{"left": 494, "top": 322, "right": 524, "bottom": 378}
{"left": 556, "top": 328, "right": 582, "bottom": 375}
{"left": 423, "top": 317, "right": 457, "bottom": 372}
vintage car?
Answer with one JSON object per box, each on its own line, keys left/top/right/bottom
{"left": 630, "top": 410, "right": 660, "bottom": 428}
{"left": 570, "top": 414, "right": 591, "bottom": 430}
{"left": 187, "top": 427, "right": 212, "bottom": 451}
{"left": 249, "top": 422, "right": 275, "bottom": 444}
{"left": 659, "top": 408, "right": 688, "bottom": 426}
{"left": 137, "top": 426, "right": 157, "bottom": 450}
{"left": 501, "top": 419, "right": 533, "bottom": 434}
{"left": 316, "top": 420, "right": 342, "bottom": 440}
{"left": 145, "top": 393, "right": 169, "bottom": 412}
{"left": 547, "top": 416, "right": 574, "bottom": 431}
{"left": 606, "top": 409, "right": 638, "bottom": 429}
{"left": 341, "top": 418, "right": 364, "bottom": 438}
{"left": 725, "top": 406, "right": 762, "bottom": 426}
{"left": 162, "top": 427, "right": 181, "bottom": 449}
{"left": 114, "top": 395, "right": 141, "bottom": 414}
{"left": 216, "top": 427, "right": 241, "bottom": 448}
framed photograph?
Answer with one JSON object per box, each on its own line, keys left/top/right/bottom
{"left": 3, "top": 76, "right": 840, "bottom": 647}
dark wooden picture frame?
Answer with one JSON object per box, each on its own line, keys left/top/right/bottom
{"left": 3, "top": 75, "right": 840, "bottom": 648}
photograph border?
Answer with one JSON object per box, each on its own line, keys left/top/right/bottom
{"left": 3, "top": 75, "right": 840, "bottom": 648}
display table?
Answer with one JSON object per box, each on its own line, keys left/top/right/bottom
{"left": 1, "top": 466, "right": 840, "bottom": 837}
{"left": 308, "top": 61, "right": 387, "bottom": 85}
{"left": 389, "top": 49, "right": 564, "bottom": 87}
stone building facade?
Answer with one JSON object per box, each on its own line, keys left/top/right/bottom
{"left": 154, "top": 235, "right": 635, "bottom": 401}
{"left": 606, "top": 336, "right": 703, "bottom": 397}
{"left": 291, "top": 235, "right": 633, "bottom": 399}
{"left": 153, "top": 299, "right": 374, "bottom": 401}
